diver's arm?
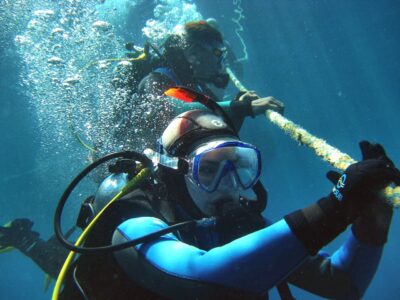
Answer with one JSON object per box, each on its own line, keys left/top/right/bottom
{"left": 22, "top": 235, "right": 70, "bottom": 278}
{"left": 113, "top": 216, "right": 309, "bottom": 294}
{"left": 0, "top": 219, "right": 70, "bottom": 278}
{"left": 289, "top": 199, "right": 393, "bottom": 299}
{"left": 287, "top": 232, "right": 383, "bottom": 299}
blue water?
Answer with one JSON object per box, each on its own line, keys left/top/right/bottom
{"left": 1, "top": 0, "right": 399, "bottom": 299}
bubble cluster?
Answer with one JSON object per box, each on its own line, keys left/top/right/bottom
{"left": 11, "top": 0, "right": 202, "bottom": 163}
{"left": 142, "top": 0, "right": 202, "bottom": 44}
{"left": 14, "top": 0, "right": 126, "bottom": 159}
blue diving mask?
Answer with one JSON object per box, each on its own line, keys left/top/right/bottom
{"left": 146, "top": 140, "right": 261, "bottom": 193}
{"left": 187, "top": 140, "right": 261, "bottom": 193}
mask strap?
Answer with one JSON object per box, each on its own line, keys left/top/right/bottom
{"left": 249, "top": 180, "right": 268, "bottom": 213}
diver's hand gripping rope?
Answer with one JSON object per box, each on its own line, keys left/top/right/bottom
{"left": 226, "top": 67, "right": 400, "bottom": 207}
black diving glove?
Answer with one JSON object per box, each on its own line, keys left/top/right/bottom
{"left": 285, "top": 141, "right": 400, "bottom": 255}
{"left": 328, "top": 141, "right": 396, "bottom": 245}
{"left": 0, "top": 218, "right": 39, "bottom": 253}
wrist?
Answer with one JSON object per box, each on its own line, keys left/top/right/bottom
{"left": 230, "top": 97, "right": 254, "bottom": 118}
{"left": 284, "top": 193, "right": 352, "bottom": 255}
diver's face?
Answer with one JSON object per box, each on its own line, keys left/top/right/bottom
{"left": 184, "top": 40, "right": 226, "bottom": 82}
{"left": 185, "top": 173, "right": 240, "bottom": 217}
{"left": 184, "top": 142, "right": 241, "bottom": 217}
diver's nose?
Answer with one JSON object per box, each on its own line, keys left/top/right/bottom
{"left": 218, "top": 171, "right": 239, "bottom": 191}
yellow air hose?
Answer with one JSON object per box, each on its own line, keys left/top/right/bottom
{"left": 79, "top": 52, "right": 146, "bottom": 73}
{"left": 226, "top": 67, "right": 400, "bottom": 207}
{"left": 52, "top": 167, "right": 151, "bottom": 300}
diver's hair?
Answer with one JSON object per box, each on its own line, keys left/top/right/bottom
{"left": 185, "top": 20, "right": 223, "bottom": 44}
{"left": 161, "top": 21, "right": 223, "bottom": 81}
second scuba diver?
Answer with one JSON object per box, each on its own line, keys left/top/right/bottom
{"left": 110, "top": 20, "right": 284, "bottom": 151}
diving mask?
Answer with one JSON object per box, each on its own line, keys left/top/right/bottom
{"left": 145, "top": 140, "right": 261, "bottom": 193}
{"left": 187, "top": 140, "right": 261, "bottom": 193}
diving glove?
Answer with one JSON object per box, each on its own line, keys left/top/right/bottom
{"left": 285, "top": 141, "right": 400, "bottom": 255}
{"left": 0, "top": 218, "right": 39, "bottom": 253}
{"left": 328, "top": 141, "right": 396, "bottom": 245}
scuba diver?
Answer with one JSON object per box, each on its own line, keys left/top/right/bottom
{"left": 111, "top": 20, "right": 284, "bottom": 151}
{"left": 46, "top": 108, "right": 397, "bottom": 299}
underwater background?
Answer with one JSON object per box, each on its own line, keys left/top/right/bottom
{"left": 0, "top": 0, "right": 399, "bottom": 299}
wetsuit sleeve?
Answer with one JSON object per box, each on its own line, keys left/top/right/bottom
{"left": 21, "top": 234, "right": 70, "bottom": 278}
{"left": 287, "top": 231, "right": 383, "bottom": 299}
{"left": 113, "top": 216, "right": 308, "bottom": 294}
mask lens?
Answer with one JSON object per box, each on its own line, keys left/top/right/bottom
{"left": 233, "top": 147, "right": 259, "bottom": 187}
{"left": 213, "top": 47, "right": 226, "bottom": 64}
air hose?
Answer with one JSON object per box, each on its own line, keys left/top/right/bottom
{"left": 226, "top": 67, "right": 400, "bottom": 207}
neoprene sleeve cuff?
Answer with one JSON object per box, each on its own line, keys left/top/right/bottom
{"left": 284, "top": 194, "right": 351, "bottom": 255}
{"left": 230, "top": 98, "right": 253, "bottom": 118}
{"left": 226, "top": 99, "right": 252, "bottom": 131}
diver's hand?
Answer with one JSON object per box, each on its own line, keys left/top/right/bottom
{"left": 326, "top": 141, "right": 400, "bottom": 221}
{"left": 237, "top": 91, "right": 284, "bottom": 116}
{"left": 327, "top": 141, "right": 397, "bottom": 245}
{"left": 0, "top": 218, "right": 39, "bottom": 251}
{"left": 251, "top": 96, "right": 285, "bottom": 115}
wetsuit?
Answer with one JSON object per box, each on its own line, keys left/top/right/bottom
{"left": 59, "top": 187, "right": 383, "bottom": 300}
{"left": 114, "top": 215, "right": 381, "bottom": 299}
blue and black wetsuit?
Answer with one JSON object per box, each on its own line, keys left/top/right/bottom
{"left": 60, "top": 188, "right": 384, "bottom": 300}
{"left": 114, "top": 211, "right": 382, "bottom": 299}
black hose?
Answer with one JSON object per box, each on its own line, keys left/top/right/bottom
{"left": 54, "top": 150, "right": 214, "bottom": 254}
{"left": 54, "top": 151, "right": 154, "bottom": 253}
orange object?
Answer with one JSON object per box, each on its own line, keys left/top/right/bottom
{"left": 164, "top": 87, "right": 199, "bottom": 103}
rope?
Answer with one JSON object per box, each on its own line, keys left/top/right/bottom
{"left": 226, "top": 67, "right": 400, "bottom": 207}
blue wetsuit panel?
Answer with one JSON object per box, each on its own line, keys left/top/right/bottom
{"left": 331, "top": 233, "right": 383, "bottom": 296}
{"left": 117, "top": 217, "right": 308, "bottom": 293}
